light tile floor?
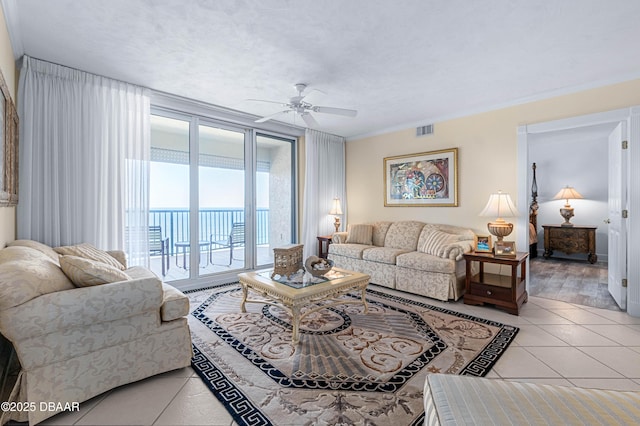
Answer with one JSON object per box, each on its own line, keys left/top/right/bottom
{"left": 34, "top": 287, "right": 640, "bottom": 426}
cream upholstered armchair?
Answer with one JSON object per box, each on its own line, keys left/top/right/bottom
{"left": 0, "top": 240, "right": 192, "bottom": 425}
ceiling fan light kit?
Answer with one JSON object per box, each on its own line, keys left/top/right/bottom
{"left": 250, "top": 83, "right": 357, "bottom": 127}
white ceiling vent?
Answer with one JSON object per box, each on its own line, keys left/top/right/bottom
{"left": 416, "top": 124, "right": 434, "bottom": 137}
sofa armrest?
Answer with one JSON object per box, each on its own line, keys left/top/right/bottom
{"left": 332, "top": 232, "right": 348, "bottom": 244}
{"left": 161, "top": 283, "right": 189, "bottom": 321}
{"left": 0, "top": 277, "right": 163, "bottom": 341}
{"left": 442, "top": 241, "right": 474, "bottom": 260}
{"left": 106, "top": 250, "right": 127, "bottom": 268}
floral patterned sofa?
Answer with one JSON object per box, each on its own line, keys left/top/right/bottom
{"left": 0, "top": 240, "right": 192, "bottom": 425}
{"left": 328, "top": 221, "right": 475, "bottom": 301}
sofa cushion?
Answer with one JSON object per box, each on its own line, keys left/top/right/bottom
{"left": 59, "top": 255, "right": 131, "bottom": 287}
{"left": 329, "top": 243, "right": 374, "bottom": 259}
{"left": 371, "top": 221, "right": 393, "bottom": 247}
{"left": 55, "top": 243, "right": 126, "bottom": 270}
{"left": 161, "top": 283, "right": 190, "bottom": 322}
{"left": 362, "top": 247, "right": 410, "bottom": 264}
{"left": 384, "top": 221, "right": 425, "bottom": 250}
{"left": 396, "top": 251, "right": 456, "bottom": 274}
{"left": 345, "top": 224, "right": 373, "bottom": 245}
{"left": 7, "top": 240, "right": 60, "bottom": 263}
{"left": 0, "top": 246, "right": 75, "bottom": 310}
{"left": 106, "top": 250, "right": 127, "bottom": 269}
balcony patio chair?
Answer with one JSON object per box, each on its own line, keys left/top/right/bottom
{"left": 210, "top": 222, "right": 245, "bottom": 266}
{"left": 149, "top": 226, "right": 170, "bottom": 276}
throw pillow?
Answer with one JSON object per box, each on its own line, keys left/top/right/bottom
{"left": 418, "top": 229, "right": 458, "bottom": 257}
{"left": 345, "top": 224, "right": 373, "bottom": 245}
{"left": 54, "top": 243, "right": 126, "bottom": 270}
{"left": 7, "top": 239, "right": 60, "bottom": 263}
{"left": 59, "top": 255, "right": 131, "bottom": 287}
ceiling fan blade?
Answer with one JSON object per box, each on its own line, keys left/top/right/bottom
{"left": 255, "top": 110, "right": 289, "bottom": 123}
{"left": 301, "top": 113, "right": 319, "bottom": 128}
{"left": 313, "top": 106, "right": 358, "bottom": 117}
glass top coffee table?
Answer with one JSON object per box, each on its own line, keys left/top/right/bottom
{"left": 237, "top": 267, "right": 370, "bottom": 345}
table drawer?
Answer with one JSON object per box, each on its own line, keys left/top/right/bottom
{"left": 552, "top": 238, "right": 589, "bottom": 253}
{"left": 548, "top": 227, "right": 589, "bottom": 239}
{"left": 469, "top": 282, "right": 512, "bottom": 302}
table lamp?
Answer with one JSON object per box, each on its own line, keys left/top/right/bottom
{"left": 479, "top": 191, "right": 519, "bottom": 241}
{"left": 553, "top": 186, "right": 583, "bottom": 227}
{"left": 329, "top": 198, "right": 343, "bottom": 232}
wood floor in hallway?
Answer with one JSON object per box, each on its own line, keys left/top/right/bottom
{"left": 529, "top": 257, "right": 620, "bottom": 311}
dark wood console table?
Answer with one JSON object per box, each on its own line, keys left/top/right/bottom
{"left": 542, "top": 224, "right": 597, "bottom": 264}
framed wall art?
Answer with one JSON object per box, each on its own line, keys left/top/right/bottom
{"left": 0, "top": 65, "right": 18, "bottom": 207}
{"left": 383, "top": 148, "right": 458, "bottom": 206}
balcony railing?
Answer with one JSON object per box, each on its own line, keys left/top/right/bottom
{"left": 149, "top": 208, "right": 268, "bottom": 255}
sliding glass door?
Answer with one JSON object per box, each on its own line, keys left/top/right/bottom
{"left": 149, "top": 114, "right": 190, "bottom": 281}
{"left": 256, "top": 133, "right": 295, "bottom": 268}
{"left": 149, "top": 110, "right": 296, "bottom": 286}
{"left": 199, "top": 123, "right": 246, "bottom": 271}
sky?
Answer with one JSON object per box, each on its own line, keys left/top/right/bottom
{"left": 150, "top": 162, "right": 269, "bottom": 209}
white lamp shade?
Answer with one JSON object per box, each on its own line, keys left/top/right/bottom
{"left": 553, "top": 186, "right": 583, "bottom": 202}
{"left": 329, "top": 198, "right": 343, "bottom": 215}
{"left": 479, "top": 191, "right": 519, "bottom": 219}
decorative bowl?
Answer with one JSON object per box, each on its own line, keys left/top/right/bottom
{"left": 305, "top": 256, "right": 334, "bottom": 277}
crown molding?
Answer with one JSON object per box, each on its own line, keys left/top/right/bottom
{"left": 347, "top": 74, "right": 640, "bottom": 142}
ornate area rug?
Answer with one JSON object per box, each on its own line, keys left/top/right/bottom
{"left": 188, "top": 283, "right": 518, "bottom": 426}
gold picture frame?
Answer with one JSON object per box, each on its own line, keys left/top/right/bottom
{"left": 383, "top": 148, "right": 458, "bottom": 207}
{"left": 0, "top": 66, "right": 18, "bottom": 207}
{"left": 474, "top": 234, "right": 493, "bottom": 253}
{"left": 495, "top": 240, "right": 516, "bottom": 258}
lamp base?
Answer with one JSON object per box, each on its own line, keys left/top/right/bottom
{"left": 487, "top": 221, "right": 513, "bottom": 242}
{"left": 333, "top": 217, "right": 341, "bottom": 232}
{"left": 560, "top": 206, "right": 574, "bottom": 227}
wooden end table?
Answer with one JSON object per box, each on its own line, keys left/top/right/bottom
{"left": 238, "top": 268, "right": 370, "bottom": 344}
{"left": 463, "top": 251, "right": 528, "bottom": 315}
{"left": 317, "top": 235, "right": 333, "bottom": 259}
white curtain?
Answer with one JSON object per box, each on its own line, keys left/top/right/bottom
{"left": 301, "top": 129, "right": 346, "bottom": 258}
{"left": 17, "top": 56, "right": 150, "bottom": 266}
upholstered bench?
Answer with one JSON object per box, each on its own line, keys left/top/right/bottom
{"left": 424, "top": 374, "right": 640, "bottom": 425}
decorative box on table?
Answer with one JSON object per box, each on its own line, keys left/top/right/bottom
{"left": 271, "top": 244, "right": 303, "bottom": 278}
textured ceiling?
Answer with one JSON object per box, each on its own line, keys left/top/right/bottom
{"left": 5, "top": 0, "right": 640, "bottom": 138}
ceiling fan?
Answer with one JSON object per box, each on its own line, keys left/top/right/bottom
{"left": 248, "top": 83, "right": 357, "bottom": 127}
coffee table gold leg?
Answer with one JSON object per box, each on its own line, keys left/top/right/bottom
{"left": 240, "top": 284, "right": 248, "bottom": 313}
{"left": 291, "top": 306, "right": 301, "bottom": 344}
{"left": 361, "top": 286, "right": 369, "bottom": 313}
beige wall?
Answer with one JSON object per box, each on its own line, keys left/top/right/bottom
{"left": 346, "top": 79, "right": 640, "bottom": 241}
{"left": 0, "top": 7, "right": 16, "bottom": 248}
